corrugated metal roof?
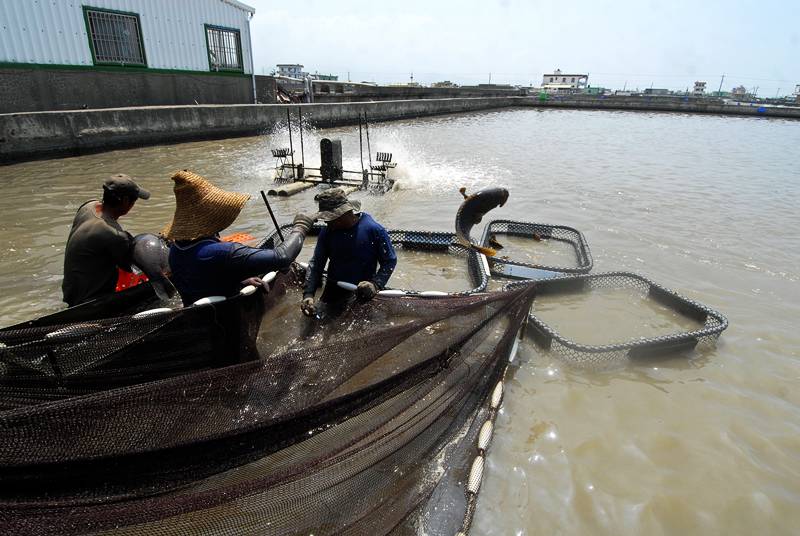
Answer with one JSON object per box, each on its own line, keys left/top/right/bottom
{"left": 221, "top": 0, "right": 256, "bottom": 14}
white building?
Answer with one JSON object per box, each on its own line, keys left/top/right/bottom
{"left": 0, "top": 0, "right": 257, "bottom": 111}
{"left": 0, "top": 0, "right": 255, "bottom": 74}
{"left": 541, "top": 69, "right": 588, "bottom": 92}
{"left": 732, "top": 86, "right": 748, "bottom": 97}
{"left": 276, "top": 64, "right": 306, "bottom": 79}
{"left": 693, "top": 81, "right": 707, "bottom": 96}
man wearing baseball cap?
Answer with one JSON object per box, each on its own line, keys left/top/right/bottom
{"left": 62, "top": 174, "right": 150, "bottom": 306}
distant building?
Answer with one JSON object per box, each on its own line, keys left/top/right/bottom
{"left": 644, "top": 88, "right": 670, "bottom": 96}
{"left": 730, "top": 86, "right": 753, "bottom": 101}
{"left": 794, "top": 85, "right": 800, "bottom": 101}
{"left": 693, "top": 81, "right": 707, "bottom": 96}
{"left": 474, "top": 83, "right": 516, "bottom": 90}
{"left": 0, "top": 0, "right": 257, "bottom": 113}
{"left": 275, "top": 67, "right": 337, "bottom": 81}
{"left": 432, "top": 81, "right": 458, "bottom": 88}
{"left": 541, "top": 69, "right": 588, "bottom": 92}
{"left": 276, "top": 64, "right": 305, "bottom": 78}
{"left": 585, "top": 86, "right": 608, "bottom": 95}
{"left": 731, "top": 86, "right": 750, "bottom": 99}
{"left": 312, "top": 73, "right": 338, "bottom": 81}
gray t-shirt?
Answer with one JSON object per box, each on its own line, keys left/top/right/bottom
{"left": 62, "top": 200, "right": 133, "bottom": 307}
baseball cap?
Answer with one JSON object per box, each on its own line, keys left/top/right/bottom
{"left": 103, "top": 174, "right": 150, "bottom": 200}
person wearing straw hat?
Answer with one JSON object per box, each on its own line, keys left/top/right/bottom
{"left": 164, "top": 170, "right": 314, "bottom": 306}
{"left": 62, "top": 174, "right": 150, "bottom": 307}
{"left": 301, "top": 188, "right": 396, "bottom": 317}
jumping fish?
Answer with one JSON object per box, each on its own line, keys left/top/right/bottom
{"left": 131, "top": 233, "right": 176, "bottom": 301}
{"left": 455, "top": 186, "right": 509, "bottom": 256}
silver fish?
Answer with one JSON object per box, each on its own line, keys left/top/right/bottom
{"left": 131, "top": 233, "right": 176, "bottom": 301}
{"left": 455, "top": 186, "right": 509, "bottom": 256}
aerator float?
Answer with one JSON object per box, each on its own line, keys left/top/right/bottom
{"left": 268, "top": 108, "right": 397, "bottom": 196}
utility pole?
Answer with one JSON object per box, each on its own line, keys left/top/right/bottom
{"left": 347, "top": 71, "right": 350, "bottom": 82}
{"left": 489, "top": 72, "right": 492, "bottom": 84}
{"left": 717, "top": 73, "right": 725, "bottom": 95}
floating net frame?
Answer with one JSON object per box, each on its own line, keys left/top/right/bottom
{"left": 524, "top": 271, "right": 728, "bottom": 366}
{"left": 261, "top": 224, "right": 490, "bottom": 295}
{"left": 480, "top": 219, "right": 593, "bottom": 277}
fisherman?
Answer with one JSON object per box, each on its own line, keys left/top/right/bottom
{"left": 301, "top": 188, "right": 397, "bottom": 317}
{"left": 62, "top": 174, "right": 150, "bottom": 307}
{"left": 164, "top": 170, "right": 314, "bottom": 306}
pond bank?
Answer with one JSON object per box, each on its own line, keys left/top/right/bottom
{"left": 0, "top": 97, "right": 525, "bottom": 164}
{"left": 2, "top": 95, "right": 798, "bottom": 164}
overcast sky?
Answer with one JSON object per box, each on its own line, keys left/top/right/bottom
{"left": 247, "top": 0, "right": 798, "bottom": 96}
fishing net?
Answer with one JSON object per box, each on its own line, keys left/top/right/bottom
{"left": 1, "top": 281, "right": 163, "bottom": 331}
{"left": 480, "top": 219, "right": 593, "bottom": 276}
{"left": 526, "top": 272, "right": 728, "bottom": 367}
{"left": 0, "top": 272, "right": 289, "bottom": 411}
{"left": 261, "top": 225, "right": 490, "bottom": 294}
{"left": 0, "top": 281, "right": 535, "bottom": 536}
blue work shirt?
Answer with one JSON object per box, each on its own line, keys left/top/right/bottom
{"left": 304, "top": 213, "right": 397, "bottom": 298}
{"left": 169, "top": 238, "right": 292, "bottom": 306}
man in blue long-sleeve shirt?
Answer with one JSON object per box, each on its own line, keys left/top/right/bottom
{"left": 301, "top": 188, "right": 397, "bottom": 317}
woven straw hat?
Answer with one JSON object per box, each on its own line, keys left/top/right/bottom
{"left": 162, "top": 170, "right": 250, "bottom": 241}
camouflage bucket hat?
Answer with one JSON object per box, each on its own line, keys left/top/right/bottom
{"left": 314, "top": 188, "right": 361, "bottom": 222}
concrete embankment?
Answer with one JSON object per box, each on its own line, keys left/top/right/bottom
{"left": 2, "top": 95, "right": 798, "bottom": 164}
{"left": 0, "top": 97, "right": 524, "bottom": 164}
{"left": 528, "top": 95, "right": 800, "bottom": 120}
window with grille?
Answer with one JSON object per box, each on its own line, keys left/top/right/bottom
{"left": 83, "top": 7, "right": 146, "bottom": 66}
{"left": 206, "top": 25, "right": 243, "bottom": 72}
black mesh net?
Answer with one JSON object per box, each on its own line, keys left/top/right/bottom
{"left": 0, "top": 272, "right": 288, "bottom": 411}
{"left": 525, "top": 272, "right": 728, "bottom": 367}
{"left": 0, "top": 273, "right": 536, "bottom": 535}
{"left": 1, "top": 281, "right": 163, "bottom": 332}
{"left": 480, "top": 219, "right": 593, "bottom": 275}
